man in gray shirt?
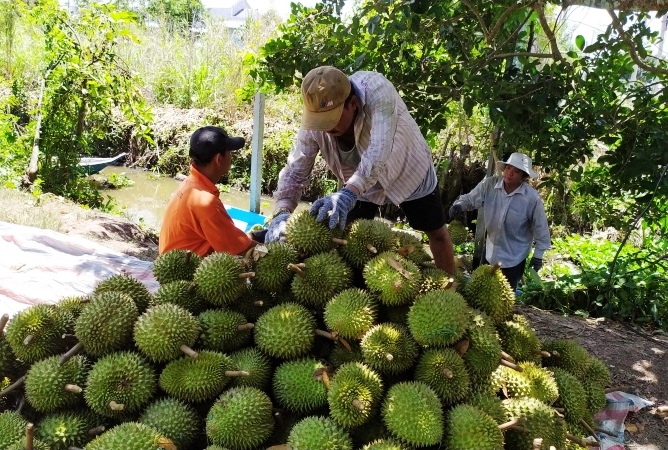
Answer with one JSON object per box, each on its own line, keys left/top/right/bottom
{"left": 449, "top": 152, "right": 551, "bottom": 289}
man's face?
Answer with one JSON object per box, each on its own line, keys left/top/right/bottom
{"left": 326, "top": 96, "right": 358, "bottom": 136}
{"left": 503, "top": 164, "right": 525, "bottom": 188}
{"left": 217, "top": 150, "right": 233, "bottom": 176}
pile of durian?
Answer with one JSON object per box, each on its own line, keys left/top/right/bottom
{"left": 0, "top": 211, "right": 611, "bottom": 450}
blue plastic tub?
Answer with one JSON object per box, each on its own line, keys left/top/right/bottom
{"left": 226, "top": 206, "right": 267, "bottom": 232}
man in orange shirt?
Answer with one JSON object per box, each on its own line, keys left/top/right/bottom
{"left": 159, "top": 126, "right": 259, "bottom": 257}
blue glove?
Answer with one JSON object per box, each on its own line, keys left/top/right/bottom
{"left": 310, "top": 187, "right": 358, "bottom": 230}
{"left": 265, "top": 211, "right": 290, "bottom": 243}
{"left": 448, "top": 203, "right": 464, "bottom": 220}
{"left": 529, "top": 256, "right": 543, "bottom": 272}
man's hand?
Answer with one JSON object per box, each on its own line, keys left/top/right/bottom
{"left": 448, "top": 203, "right": 464, "bottom": 220}
{"left": 265, "top": 211, "right": 290, "bottom": 243}
{"left": 310, "top": 187, "right": 358, "bottom": 230}
{"left": 529, "top": 256, "right": 543, "bottom": 272}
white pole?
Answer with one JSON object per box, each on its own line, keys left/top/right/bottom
{"left": 249, "top": 92, "right": 265, "bottom": 213}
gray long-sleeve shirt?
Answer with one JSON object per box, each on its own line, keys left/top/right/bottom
{"left": 453, "top": 175, "right": 551, "bottom": 267}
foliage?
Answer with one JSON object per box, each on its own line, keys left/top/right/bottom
{"left": 520, "top": 234, "right": 668, "bottom": 329}
{"left": 146, "top": 0, "right": 204, "bottom": 31}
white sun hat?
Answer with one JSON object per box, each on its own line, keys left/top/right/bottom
{"left": 496, "top": 152, "right": 537, "bottom": 178}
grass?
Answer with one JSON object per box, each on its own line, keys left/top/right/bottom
{"left": 0, "top": 187, "right": 91, "bottom": 232}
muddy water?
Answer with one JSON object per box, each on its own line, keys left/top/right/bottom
{"left": 100, "top": 166, "right": 308, "bottom": 230}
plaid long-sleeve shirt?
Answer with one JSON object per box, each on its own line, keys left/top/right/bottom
{"left": 273, "top": 71, "right": 435, "bottom": 211}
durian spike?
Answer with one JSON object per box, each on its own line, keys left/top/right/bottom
{"left": 453, "top": 339, "right": 470, "bottom": 356}
{"left": 180, "top": 344, "right": 198, "bottom": 359}
{"left": 579, "top": 418, "right": 601, "bottom": 443}
{"left": 88, "top": 425, "right": 105, "bottom": 436}
{"left": 367, "top": 244, "right": 378, "bottom": 254}
{"left": 501, "top": 351, "right": 516, "bottom": 363}
{"left": 64, "top": 384, "right": 82, "bottom": 394}
{"left": 396, "top": 244, "right": 415, "bottom": 256}
{"left": 352, "top": 399, "right": 366, "bottom": 411}
{"left": 0, "top": 376, "right": 25, "bottom": 396}
{"left": 531, "top": 438, "right": 543, "bottom": 450}
{"left": 239, "top": 272, "right": 255, "bottom": 279}
{"left": 287, "top": 263, "right": 306, "bottom": 276}
{"left": 332, "top": 237, "right": 348, "bottom": 245}
{"left": 315, "top": 329, "right": 337, "bottom": 341}
{"left": 23, "top": 334, "right": 34, "bottom": 345}
{"left": 25, "top": 422, "right": 35, "bottom": 450}
{"left": 225, "top": 370, "right": 250, "bottom": 377}
{"left": 60, "top": 342, "right": 84, "bottom": 365}
{"left": 385, "top": 353, "right": 394, "bottom": 361}
{"left": 566, "top": 433, "right": 600, "bottom": 448}
{"left": 237, "top": 323, "right": 254, "bottom": 331}
{"left": 0, "top": 313, "right": 8, "bottom": 333}
{"left": 498, "top": 416, "right": 525, "bottom": 431}
{"left": 109, "top": 401, "right": 124, "bottom": 411}
{"left": 442, "top": 368, "right": 454, "bottom": 378}
{"left": 489, "top": 262, "right": 503, "bottom": 274}
{"left": 499, "top": 359, "right": 523, "bottom": 372}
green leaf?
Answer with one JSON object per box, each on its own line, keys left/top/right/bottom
{"left": 575, "top": 35, "right": 585, "bottom": 51}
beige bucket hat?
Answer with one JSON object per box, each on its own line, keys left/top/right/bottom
{"left": 496, "top": 152, "right": 537, "bottom": 178}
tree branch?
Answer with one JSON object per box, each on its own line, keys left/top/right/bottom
{"left": 460, "top": 0, "right": 489, "bottom": 38}
{"left": 534, "top": 1, "right": 563, "bottom": 60}
{"left": 490, "top": 52, "right": 556, "bottom": 59}
{"left": 488, "top": 1, "right": 536, "bottom": 44}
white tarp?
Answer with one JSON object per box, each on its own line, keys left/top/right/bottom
{"left": 0, "top": 221, "right": 158, "bottom": 319}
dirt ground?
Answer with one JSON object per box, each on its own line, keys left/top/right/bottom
{"left": 1, "top": 188, "right": 667, "bottom": 449}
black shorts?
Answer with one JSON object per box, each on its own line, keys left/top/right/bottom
{"left": 347, "top": 188, "right": 446, "bottom": 232}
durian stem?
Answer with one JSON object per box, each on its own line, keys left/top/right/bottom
{"left": 566, "top": 433, "right": 600, "bottom": 448}
{"left": 384, "top": 353, "right": 394, "bottom": 361}
{"left": 287, "top": 263, "right": 306, "bottom": 276}
{"left": 531, "top": 438, "right": 543, "bottom": 450}
{"left": 59, "top": 342, "right": 84, "bottom": 365}
{"left": 453, "top": 339, "right": 470, "bottom": 356}
{"left": 68, "top": 448, "right": 84, "bottom": 450}
{"left": 238, "top": 323, "right": 254, "bottom": 331}
{"left": 498, "top": 417, "right": 525, "bottom": 431}
{"left": 513, "top": 426, "right": 529, "bottom": 433}
{"left": 88, "top": 426, "right": 105, "bottom": 436}
{"left": 501, "top": 351, "right": 516, "bottom": 363}
{"left": 239, "top": 272, "right": 255, "bottom": 279}
{"left": 442, "top": 368, "right": 453, "bottom": 378}
{"left": 187, "top": 283, "right": 198, "bottom": 294}
{"left": 15, "top": 396, "right": 25, "bottom": 414}
{"left": 332, "top": 237, "right": 348, "bottom": 245}
{"left": 253, "top": 301, "right": 264, "bottom": 307}
{"left": 180, "top": 345, "right": 198, "bottom": 359}
{"left": 553, "top": 407, "right": 565, "bottom": 413}
{"left": 266, "top": 446, "right": 292, "bottom": 450}
{"left": 352, "top": 399, "right": 365, "bottom": 411}
{"left": 25, "top": 423, "right": 35, "bottom": 450}
{"left": 64, "top": 384, "right": 82, "bottom": 394}
{"left": 23, "top": 334, "right": 34, "bottom": 345}
{"left": 396, "top": 244, "right": 414, "bottom": 256}
{"left": 109, "top": 401, "right": 124, "bottom": 411}
{"left": 0, "top": 376, "right": 25, "bottom": 396}
{"left": 550, "top": 350, "right": 560, "bottom": 357}
{"left": 315, "top": 329, "right": 337, "bottom": 341}
{"left": 499, "top": 359, "right": 523, "bottom": 372}
{"left": 489, "top": 262, "right": 503, "bottom": 274}
{"left": 537, "top": 350, "right": 552, "bottom": 358}
{"left": 367, "top": 244, "right": 378, "bottom": 254}
{"left": 445, "top": 278, "right": 456, "bottom": 290}
{"left": 225, "top": 370, "right": 250, "bottom": 377}
{"left": 579, "top": 418, "right": 601, "bottom": 443}
{"left": 0, "top": 313, "right": 8, "bottom": 334}
{"left": 62, "top": 333, "right": 76, "bottom": 339}
{"left": 185, "top": 251, "right": 193, "bottom": 265}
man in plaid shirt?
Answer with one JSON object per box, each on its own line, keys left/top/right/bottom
{"left": 265, "top": 66, "right": 455, "bottom": 275}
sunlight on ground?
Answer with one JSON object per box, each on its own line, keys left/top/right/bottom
{"left": 633, "top": 360, "right": 659, "bottom": 383}
{"left": 0, "top": 188, "right": 87, "bottom": 232}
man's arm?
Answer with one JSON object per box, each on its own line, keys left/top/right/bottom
{"left": 273, "top": 129, "right": 321, "bottom": 212}
{"left": 198, "top": 201, "right": 256, "bottom": 256}
{"left": 531, "top": 197, "right": 551, "bottom": 259}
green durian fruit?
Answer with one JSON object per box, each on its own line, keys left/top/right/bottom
{"left": 363, "top": 252, "right": 422, "bottom": 306}
{"left": 340, "top": 219, "right": 396, "bottom": 269}
{"left": 134, "top": 303, "right": 200, "bottom": 362}
{"left": 462, "top": 263, "right": 515, "bottom": 325}
{"left": 0, "top": 324, "right": 22, "bottom": 379}
{"left": 94, "top": 273, "right": 152, "bottom": 312}
{"left": 407, "top": 289, "right": 471, "bottom": 347}
{"left": 252, "top": 242, "right": 299, "bottom": 293}
{"left": 445, "top": 404, "right": 503, "bottom": 450}
{"left": 194, "top": 252, "right": 251, "bottom": 306}
{"left": 393, "top": 229, "right": 432, "bottom": 265}
{"left": 254, "top": 303, "right": 315, "bottom": 359}
{"left": 519, "top": 361, "right": 559, "bottom": 405}
{"left": 287, "top": 416, "right": 353, "bottom": 450}
{"left": 285, "top": 210, "right": 337, "bottom": 257}
{"left": 228, "top": 347, "right": 272, "bottom": 390}
{"left": 159, "top": 350, "right": 237, "bottom": 403}
{"left": 36, "top": 411, "right": 105, "bottom": 450}
{"left": 151, "top": 280, "right": 206, "bottom": 314}
{"left": 491, "top": 365, "right": 533, "bottom": 398}
{"left": 467, "top": 389, "right": 507, "bottom": 424}
{"left": 273, "top": 358, "right": 329, "bottom": 414}
{"left": 503, "top": 397, "right": 567, "bottom": 449}
{"left": 543, "top": 339, "right": 592, "bottom": 380}
{"left": 152, "top": 249, "right": 201, "bottom": 284}
{"left": 462, "top": 310, "right": 502, "bottom": 383}
{"left": 198, "top": 309, "right": 253, "bottom": 353}
{"left": 54, "top": 295, "right": 88, "bottom": 334}
{"left": 324, "top": 288, "right": 377, "bottom": 340}
{"left": 290, "top": 251, "right": 352, "bottom": 308}
{"left": 381, "top": 381, "right": 443, "bottom": 447}
{"left": 230, "top": 286, "right": 275, "bottom": 321}
{"left": 327, "top": 362, "right": 383, "bottom": 428}
{"left": 206, "top": 387, "right": 274, "bottom": 450}
{"left": 86, "top": 422, "right": 166, "bottom": 450}
{"left": 328, "top": 341, "right": 365, "bottom": 368}
{"left": 74, "top": 291, "right": 138, "bottom": 356}
{"left": 587, "top": 356, "right": 611, "bottom": 388}
{"left": 497, "top": 314, "right": 542, "bottom": 363}
{"left": 25, "top": 354, "right": 88, "bottom": 412}
{"left": 361, "top": 439, "right": 410, "bottom": 450}
{"left": 5, "top": 304, "right": 66, "bottom": 364}
{"left": 553, "top": 368, "right": 588, "bottom": 424}
{"left": 84, "top": 351, "right": 156, "bottom": 418}
{"left": 414, "top": 348, "right": 470, "bottom": 405}
{"left": 583, "top": 379, "right": 607, "bottom": 415}
{"left": 0, "top": 411, "right": 28, "bottom": 449}
{"left": 6, "top": 437, "right": 50, "bottom": 450}
{"left": 360, "top": 323, "right": 418, "bottom": 375}
{"left": 139, "top": 397, "right": 200, "bottom": 448}
{"left": 419, "top": 267, "right": 452, "bottom": 293}
{"left": 447, "top": 220, "right": 469, "bottom": 246}
{"left": 377, "top": 304, "right": 410, "bottom": 326}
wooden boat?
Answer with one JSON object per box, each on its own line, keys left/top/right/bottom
{"left": 78, "top": 152, "right": 128, "bottom": 175}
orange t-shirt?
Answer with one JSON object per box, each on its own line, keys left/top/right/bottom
{"left": 159, "top": 165, "right": 252, "bottom": 257}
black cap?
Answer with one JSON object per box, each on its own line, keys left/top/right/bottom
{"left": 189, "top": 126, "right": 245, "bottom": 162}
